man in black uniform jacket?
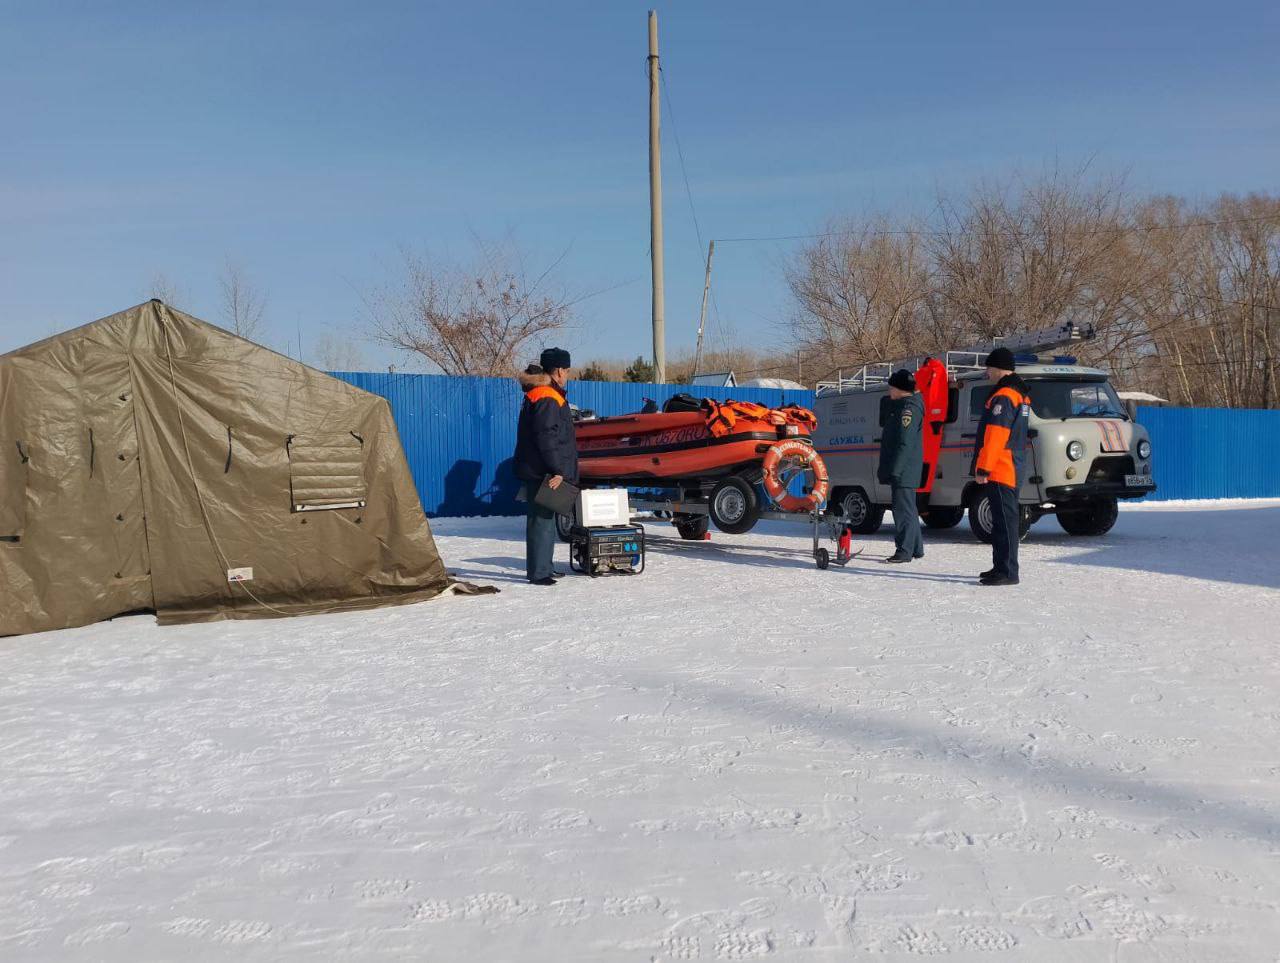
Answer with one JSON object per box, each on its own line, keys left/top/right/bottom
{"left": 878, "top": 369, "right": 925, "bottom": 563}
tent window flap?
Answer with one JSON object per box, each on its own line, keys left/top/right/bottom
{"left": 288, "top": 433, "right": 367, "bottom": 512}
{"left": 2, "top": 440, "right": 28, "bottom": 539}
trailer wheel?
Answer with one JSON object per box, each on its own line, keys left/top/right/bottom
{"left": 1057, "top": 497, "right": 1119, "bottom": 536}
{"left": 834, "top": 487, "right": 885, "bottom": 535}
{"left": 555, "top": 505, "right": 576, "bottom": 542}
{"left": 815, "top": 547, "right": 830, "bottom": 569}
{"left": 968, "top": 489, "right": 1034, "bottom": 543}
{"left": 708, "top": 475, "right": 760, "bottom": 535}
{"left": 673, "top": 513, "right": 709, "bottom": 540}
{"left": 922, "top": 506, "right": 965, "bottom": 529}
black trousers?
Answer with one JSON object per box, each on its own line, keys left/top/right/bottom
{"left": 891, "top": 485, "right": 924, "bottom": 558}
{"left": 989, "top": 482, "right": 1020, "bottom": 580}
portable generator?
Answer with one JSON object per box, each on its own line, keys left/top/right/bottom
{"left": 568, "top": 523, "right": 646, "bottom": 577}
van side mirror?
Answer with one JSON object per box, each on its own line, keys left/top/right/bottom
{"left": 945, "top": 387, "right": 960, "bottom": 424}
{"left": 878, "top": 395, "right": 892, "bottom": 428}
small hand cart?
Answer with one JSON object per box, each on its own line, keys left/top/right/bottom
{"left": 811, "top": 512, "right": 860, "bottom": 569}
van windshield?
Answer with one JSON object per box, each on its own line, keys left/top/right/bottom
{"left": 1024, "top": 378, "right": 1128, "bottom": 420}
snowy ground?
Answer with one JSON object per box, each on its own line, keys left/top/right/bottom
{"left": 2, "top": 501, "right": 1279, "bottom": 962}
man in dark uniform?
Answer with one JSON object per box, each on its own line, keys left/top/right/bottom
{"left": 514, "top": 347, "right": 578, "bottom": 586}
{"left": 972, "top": 347, "right": 1030, "bottom": 586}
{"left": 878, "top": 369, "right": 925, "bottom": 563}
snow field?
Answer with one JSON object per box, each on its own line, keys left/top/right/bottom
{"left": 1, "top": 500, "right": 1278, "bottom": 960}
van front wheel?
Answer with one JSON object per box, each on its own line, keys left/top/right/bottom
{"left": 1057, "top": 497, "right": 1119, "bottom": 536}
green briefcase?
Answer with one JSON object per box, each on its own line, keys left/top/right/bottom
{"left": 533, "top": 475, "right": 579, "bottom": 517}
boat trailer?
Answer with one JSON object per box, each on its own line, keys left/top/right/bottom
{"left": 627, "top": 495, "right": 858, "bottom": 569}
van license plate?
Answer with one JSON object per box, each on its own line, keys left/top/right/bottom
{"left": 1125, "top": 474, "right": 1153, "bottom": 487}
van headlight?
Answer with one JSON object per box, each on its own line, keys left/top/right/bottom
{"left": 1137, "top": 439, "right": 1151, "bottom": 460}
{"left": 1066, "top": 440, "right": 1085, "bottom": 461}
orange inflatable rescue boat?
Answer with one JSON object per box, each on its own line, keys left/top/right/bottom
{"left": 574, "top": 395, "right": 829, "bottom": 536}
{"left": 577, "top": 397, "right": 816, "bottom": 483}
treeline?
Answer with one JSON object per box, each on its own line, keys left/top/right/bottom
{"left": 575, "top": 347, "right": 806, "bottom": 384}
{"left": 319, "top": 178, "right": 1279, "bottom": 408}
{"left": 786, "top": 176, "right": 1280, "bottom": 408}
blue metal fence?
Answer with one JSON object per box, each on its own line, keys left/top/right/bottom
{"left": 332, "top": 372, "right": 815, "bottom": 517}
{"left": 329, "top": 372, "right": 1280, "bottom": 513}
{"left": 1135, "top": 406, "right": 1279, "bottom": 501}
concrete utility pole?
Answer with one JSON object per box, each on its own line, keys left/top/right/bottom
{"left": 692, "top": 239, "right": 715, "bottom": 381}
{"left": 647, "top": 9, "right": 666, "bottom": 383}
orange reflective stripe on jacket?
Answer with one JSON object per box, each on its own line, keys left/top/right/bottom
{"left": 976, "top": 385, "right": 1024, "bottom": 487}
{"left": 525, "top": 385, "right": 565, "bottom": 406}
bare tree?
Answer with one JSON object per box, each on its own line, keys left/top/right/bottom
{"left": 365, "top": 240, "right": 580, "bottom": 376}
{"left": 218, "top": 260, "right": 268, "bottom": 341}
{"left": 929, "top": 173, "right": 1143, "bottom": 354}
{"left": 147, "top": 273, "right": 188, "bottom": 307}
{"left": 1122, "top": 194, "right": 1280, "bottom": 407}
{"left": 314, "top": 332, "right": 368, "bottom": 372}
{"left": 783, "top": 175, "right": 1280, "bottom": 406}
{"left": 785, "top": 218, "right": 936, "bottom": 368}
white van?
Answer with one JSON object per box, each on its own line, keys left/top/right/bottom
{"left": 813, "top": 357, "right": 1156, "bottom": 541}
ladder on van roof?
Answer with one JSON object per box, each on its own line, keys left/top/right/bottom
{"left": 815, "top": 321, "right": 1095, "bottom": 395}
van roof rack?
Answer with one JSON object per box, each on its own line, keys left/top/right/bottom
{"left": 815, "top": 322, "right": 1095, "bottom": 395}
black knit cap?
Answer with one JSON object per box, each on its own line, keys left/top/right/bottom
{"left": 984, "top": 346, "right": 1016, "bottom": 371}
{"left": 888, "top": 368, "right": 916, "bottom": 391}
{"left": 540, "top": 347, "right": 571, "bottom": 371}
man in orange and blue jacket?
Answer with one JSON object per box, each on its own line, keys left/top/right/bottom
{"left": 972, "top": 347, "right": 1029, "bottom": 586}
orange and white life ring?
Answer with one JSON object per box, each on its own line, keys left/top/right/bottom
{"left": 761, "top": 440, "right": 830, "bottom": 513}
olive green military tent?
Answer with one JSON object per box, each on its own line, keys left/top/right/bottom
{"left": 1, "top": 300, "right": 488, "bottom": 637}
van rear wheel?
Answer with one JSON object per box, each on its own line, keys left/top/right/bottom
{"left": 922, "top": 506, "right": 965, "bottom": 529}
{"left": 835, "top": 487, "right": 885, "bottom": 535}
{"left": 1057, "top": 497, "right": 1119, "bottom": 536}
{"left": 968, "top": 489, "right": 1033, "bottom": 543}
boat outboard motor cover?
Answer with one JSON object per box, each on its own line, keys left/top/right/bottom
{"left": 663, "top": 393, "right": 703, "bottom": 413}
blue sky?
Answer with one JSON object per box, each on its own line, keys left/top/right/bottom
{"left": 3, "top": 0, "right": 1277, "bottom": 368}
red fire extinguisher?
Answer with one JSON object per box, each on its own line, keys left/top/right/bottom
{"left": 836, "top": 525, "right": 853, "bottom": 564}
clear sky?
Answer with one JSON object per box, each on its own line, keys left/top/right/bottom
{"left": 3, "top": 0, "right": 1277, "bottom": 368}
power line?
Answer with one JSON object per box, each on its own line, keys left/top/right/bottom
{"left": 657, "top": 64, "right": 729, "bottom": 348}
{"left": 713, "top": 213, "right": 1280, "bottom": 245}
{"left": 658, "top": 67, "right": 705, "bottom": 255}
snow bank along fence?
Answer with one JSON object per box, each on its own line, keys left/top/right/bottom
{"left": 329, "top": 372, "right": 1280, "bottom": 513}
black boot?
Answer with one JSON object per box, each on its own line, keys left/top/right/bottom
{"left": 980, "top": 574, "right": 1019, "bottom": 586}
